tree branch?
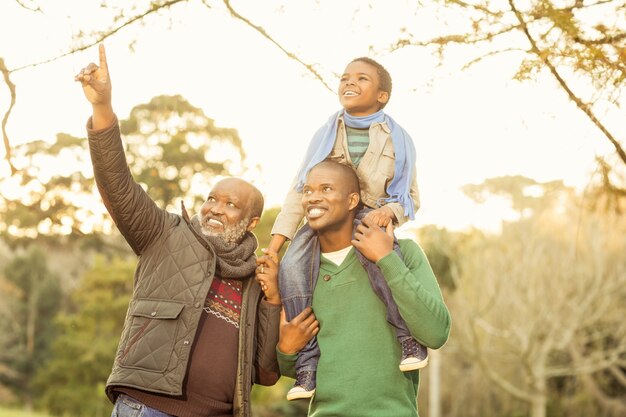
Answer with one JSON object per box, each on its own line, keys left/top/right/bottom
{"left": 609, "top": 366, "right": 626, "bottom": 387}
{"left": 220, "top": 0, "right": 334, "bottom": 93}
{"left": 8, "top": 0, "right": 187, "bottom": 74}
{"left": 573, "top": 32, "right": 626, "bottom": 45}
{"left": 508, "top": 0, "right": 626, "bottom": 167}
{"left": 0, "top": 57, "right": 17, "bottom": 175}
{"left": 15, "top": 0, "right": 42, "bottom": 13}
{"left": 466, "top": 312, "right": 538, "bottom": 402}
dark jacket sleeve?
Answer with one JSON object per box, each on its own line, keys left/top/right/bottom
{"left": 253, "top": 298, "right": 282, "bottom": 386}
{"left": 87, "top": 117, "right": 169, "bottom": 255}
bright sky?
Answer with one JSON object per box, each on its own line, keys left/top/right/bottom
{"left": 0, "top": 0, "right": 619, "bottom": 234}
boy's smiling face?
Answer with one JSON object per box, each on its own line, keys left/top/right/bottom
{"left": 338, "top": 60, "right": 389, "bottom": 116}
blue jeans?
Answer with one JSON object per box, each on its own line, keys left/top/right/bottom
{"left": 111, "top": 394, "right": 174, "bottom": 417}
{"left": 279, "top": 208, "right": 413, "bottom": 374}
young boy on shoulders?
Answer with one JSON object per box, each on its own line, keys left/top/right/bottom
{"left": 263, "top": 57, "right": 425, "bottom": 400}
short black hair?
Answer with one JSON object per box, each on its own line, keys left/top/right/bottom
{"left": 350, "top": 57, "right": 392, "bottom": 108}
{"left": 310, "top": 160, "right": 361, "bottom": 196}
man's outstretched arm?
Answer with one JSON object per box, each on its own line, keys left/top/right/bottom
{"left": 76, "top": 44, "right": 169, "bottom": 255}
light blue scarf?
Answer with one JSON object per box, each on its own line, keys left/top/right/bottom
{"left": 295, "top": 109, "right": 416, "bottom": 220}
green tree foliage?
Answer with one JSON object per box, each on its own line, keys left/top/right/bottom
{"left": 0, "top": 132, "right": 101, "bottom": 246}
{"left": 0, "top": 94, "right": 246, "bottom": 246}
{"left": 0, "top": 247, "right": 61, "bottom": 408}
{"left": 33, "top": 256, "right": 134, "bottom": 417}
{"left": 119, "top": 94, "right": 245, "bottom": 211}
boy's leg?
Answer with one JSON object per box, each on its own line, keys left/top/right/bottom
{"left": 357, "top": 246, "right": 429, "bottom": 371}
{"left": 354, "top": 209, "right": 429, "bottom": 371}
{"left": 287, "top": 338, "right": 320, "bottom": 400}
{"left": 279, "top": 223, "right": 320, "bottom": 400}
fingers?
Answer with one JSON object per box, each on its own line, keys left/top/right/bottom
{"left": 256, "top": 254, "right": 277, "bottom": 269}
{"left": 361, "top": 215, "right": 375, "bottom": 228}
{"left": 386, "top": 222, "right": 394, "bottom": 236}
{"left": 280, "top": 308, "right": 287, "bottom": 325}
{"left": 292, "top": 306, "right": 314, "bottom": 323}
{"left": 261, "top": 248, "right": 279, "bottom": 263}
{"left": 99, "top": 44, "right": 108, "bottom": 73}
{"left": 74, "top": 62, "right": 100, "bottom": 86}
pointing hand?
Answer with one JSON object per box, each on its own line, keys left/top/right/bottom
{"left": 74, "top": 44, "right": 112, "bottom": 107}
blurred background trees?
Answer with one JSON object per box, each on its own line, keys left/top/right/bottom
{"left": 1, "top": 1, "right": 626, "bottom": 417}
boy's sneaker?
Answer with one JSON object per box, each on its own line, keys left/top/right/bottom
{"left": 286, "top": 370, "right": 316, "bottom": 401}
{"left": 399, "top": 338, "right": 429, "bottom": 371}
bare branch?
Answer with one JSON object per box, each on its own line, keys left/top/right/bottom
{"left": 386, "top": 23, "right": 522, "bottom": 52}
{"left": 465, "top": 312, "right": 537, "bottom": 402}
{"left": 0, "top": 57, "right": 17, "bottom": 175}
{"left": 8, "top": 0, "right": 187, "bottom": 74}
{"left": 609, "top": 366, "right": 626, "bottom": 387}
{"left": 461, "top": 47, "right": 526, "bottom": 70}
{"left": 446, "top": 0, "right": 504, "bottom": 17}
{"left": 574, "top": 32, "right": 626, "bottom": 45}
{"left": 220, "top": 0, "right": 334, "bottom": 93}
{"left": 570, "top": 346, "right": 626, "bottom": 415}
{"left": 15, "top": 0, "right": 42, "bottom": 13}
{"left": 508, "top": 0, "right": 626, "bottom": 166}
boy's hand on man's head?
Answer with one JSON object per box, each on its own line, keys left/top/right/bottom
{"left": 352, "top": 216, "right": 394, "bottom": 263}
{"left": 365, "top": 206, "right": 396, "bottom": 227}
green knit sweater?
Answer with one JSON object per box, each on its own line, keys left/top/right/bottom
{"left": 277, "top": 239, "right": 451, "bottom": 417}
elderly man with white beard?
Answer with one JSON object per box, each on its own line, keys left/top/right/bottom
{"left": 75, "top": 44, "right": 281, "bottom": 417}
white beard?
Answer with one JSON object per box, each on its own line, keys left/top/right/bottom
{"left": 200, "top": 216, "right": 250, "bottom": 245}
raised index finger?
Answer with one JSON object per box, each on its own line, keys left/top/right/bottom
{"left": 99, "top": 44, "right": 108, "bottom": 72}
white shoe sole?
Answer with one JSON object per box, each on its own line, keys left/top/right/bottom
{"left": 286, "top": 389, "right": 316, "bottom": 401}
{"left": 399, "top": 357, "right": 429, "bottom": 372}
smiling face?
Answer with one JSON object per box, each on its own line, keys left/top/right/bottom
{"left": 338, "top": 60, "right": 390, "bottom": 116}
{"left": 199, "top": 178, "right": 262, "bottom": 244}
{"left": 302, "top": 161, "right": 360, "bottom": 235}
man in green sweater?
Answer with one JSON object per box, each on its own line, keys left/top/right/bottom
{"left": 276, "top": 160, "right": 451, "bottom": 417}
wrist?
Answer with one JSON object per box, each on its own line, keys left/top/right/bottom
{"left": 374, "top": 249, "right": 394, "bottom": 263}
{"left": 277, "top": 341, "right": 299, "bottom": 355}
{"left": 91, "top": 104, "right": 115, "bottom": 130}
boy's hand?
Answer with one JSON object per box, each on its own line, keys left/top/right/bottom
{"left": 365, "top": 206, "right": 396, "bottom": 227}
{"left": 74, "top": 44, "right": 112, "bottom": 107}
{"left": 261, "top": 248, "right": 279, "bottom": 263}
{"left": 256, "top": 254, "right": 280, "bottom": 305}
{"left": 278, "top": 307, "right": 319, "bottom": 355}
{"left": 352, "top": 216, "right": 394, "bottom": 262}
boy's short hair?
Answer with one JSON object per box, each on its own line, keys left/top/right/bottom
{"left": 350, "top": 57, "right": 393, "bottom": 108}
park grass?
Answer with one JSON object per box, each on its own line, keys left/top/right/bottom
{"left": 0, "top": 406, "right": 52, "bottom": 417}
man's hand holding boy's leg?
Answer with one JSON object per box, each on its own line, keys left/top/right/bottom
{"left": 364, "top": 206, "right": 396, "bottom": 227}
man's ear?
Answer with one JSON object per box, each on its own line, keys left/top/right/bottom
{"left": 246, "top": 217, "right": 260, "bottom": 232}
{"left": 348, "top": 192, "right": 360, "bottom": 211}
